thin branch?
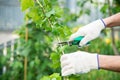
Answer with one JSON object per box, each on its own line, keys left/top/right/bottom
{"left": 37, "top": 0, "right": 69, "bottom": 79}
{"left": 57, "top": 37, "right": 64, "bottom": 55}
{"left": 36, "top": 0, "right": 53, "bottom": 28}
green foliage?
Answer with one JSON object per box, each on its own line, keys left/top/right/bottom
{"left": 21, "top": 0, "right": 34, "bottom": 11}
{"left": 45, "top": 9, "right": 55, "bottom": 18}
{"left": 0, "top": 0, "right": 120, "bottom": 80}
{"left": 41, "top": 73, "right": 61, "bottom": 80}
{"left": 68, "top": 70, "right": 120, "bottom": 80}
{"left": 100, "top": 4, "right": 109, "bottom": 14}
{"left": 50, "top": 52, "right": 60, "bottom": 69}
{"left": 0, "top": 0, "right": 71, "bottom": 80}
{"left": 112, "top": 0, "right": 120, "bottom": 14}
{"left": 100, "top": 0, "right": 120, "bottom": 16}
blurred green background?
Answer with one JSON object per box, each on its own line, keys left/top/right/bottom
{"left": 0, "top": 0, "right": 120, "bottom": 80}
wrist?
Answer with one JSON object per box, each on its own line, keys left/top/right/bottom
{"left": 99, "top": 55, "right": 120, "bottom": 72}
{"left": 99, "top": 55, "right": 109, "bottom": 69}
{"left": 100, "top": 19, "right": 106, "bottom": 28}
{"left": 103, "top": 17, "right": 113, "bottom": 28}
{"left": 103, "top": 13, "right": 120, "bottom": 27}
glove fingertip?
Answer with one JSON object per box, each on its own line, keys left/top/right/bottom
{"left": 62, "top": 73, "right": 67, "bottom": 76}
{"left": 69, "top": 36, "right": 74, "bottom": 41}
{"left": 79, "top": 41, "right": 85, "bottom": 47}
{"left": 69, "top": 32, "right": 80, "bottom": 41}
{"left": 62, "top": 72, "right": 70, "bottom": 76}
{"left": 62, "top": 71, "right": 69, "bottom": 76}
{"left": 79, "top": 35, "right": 91, "bottom": 47}
{"left": 60, "top": 54, "right": 68, "bottom": 62}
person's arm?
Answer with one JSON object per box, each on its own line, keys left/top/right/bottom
{"left": 103, "top": 13, "right": 120, "bottom": 27}
{"left": 60, "top": 51, "right": 120, "bottom": 76}
{"left": 69, "top": 13, "right": 120, "bottom": 46}
{"left": 99, "top": 55, "right": 120, "bottom": 72}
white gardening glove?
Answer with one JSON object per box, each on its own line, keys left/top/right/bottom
{"left": 69, "top": 19, "right": 106, "bottom": 46}
{"left": 60, "top": 51, "right": 99, "bottom": 76}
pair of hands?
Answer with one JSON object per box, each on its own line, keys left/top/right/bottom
{"left": 60, "top": 19, "right": 106, "bottom": 76}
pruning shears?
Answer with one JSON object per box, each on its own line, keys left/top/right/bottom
{"left": 58, "top": 36, "right": 90, "bottom": 47}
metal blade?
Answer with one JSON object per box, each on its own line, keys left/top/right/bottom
{"left": 58, "top": 41, "right": 69, "bottom": 45}
{"left": 58, "top": 41, "right": 73, "bottom": 46}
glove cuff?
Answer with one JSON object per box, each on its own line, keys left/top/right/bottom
{"left": 88, "top": 54, "right": 99, "bottom": 70}
{"left": 100, "top": 19, "right": 106, "bottom": 28}
{"left": 95, "top": 19, "right": 106, "bottom": 31}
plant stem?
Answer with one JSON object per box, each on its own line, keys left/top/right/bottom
{"left": 24, "top": 26, "right": 28, "bottom": 80}
{"left": 36, "top": 0, "right": 53, "bottom": 28}
{"left": 24, "top": 11, "right": 29, "bottom": 80}
{"left": 24, "top": 56, "right": 27, "bottom": 80}
{"left": 57, "top": 37, "right": 69, "bottom": 80}
{"left": 64, "top": 76, "right": 69, "bottom": 80}
{"left": 37, "top": 0, "right": 69, "bottom": 79}
{"left": 57, "top": 37, "right": 64, "bottom": 55}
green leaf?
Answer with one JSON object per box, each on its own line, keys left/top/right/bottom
{"left": 52, "top": 27, "right": 60, "bottom": 36}
{"left": 10, "top": 61, "right": 23, "bottom": 69}
{"left": 46, "top": 9, "right": 55, "bottom": 18}
{"left": 100, "top": 4, "right": 108, "bottom": 13}
{"left": 21, "top": 0, "right": 34, "bottom": 11}
{"left": 20, "top": 45, "right": 31, "bottom": 56}
{"left": 30, "top": 61, "right": 34, "bottom": 68}
{"left": 50, "top": 73, "right": 61, "bottom": 80}
{"left": 20, "top": 40, "right": 32, "bottom": 57}
{"left": 54, "top": 6, "right": 63, "bottom": 18}
{"left": 50, "top": 52, "right": 60, "bottom": 68}
{"left": 52, "top": 78, "right": 56, "bottom": 80}
{"left": 50, "top": 52, "right": 60, "bottom": 61}
{"left": 29, "top": 7, "right": 40, "bottom": 21}
{"left": 35, "top": 56, "right": 40, "bottom": 65}
{"left": 41, "top": 76, "right": 50, "bottom": 80}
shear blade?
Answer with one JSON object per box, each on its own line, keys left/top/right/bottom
{"left": 58, "top": 42, "right": 68, "bottom": 45}
{"left": 58, "top": 41, "right": 73, "bottom": 46}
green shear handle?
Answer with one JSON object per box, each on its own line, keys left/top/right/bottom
{"left": 72, "top": 36, "right": 90, "bottom": 46}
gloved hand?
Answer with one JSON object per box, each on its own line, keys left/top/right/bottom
{"left": 60, "top": 51, "right": 99, "bottom": 76}
{"left": 69, "top": 19, "right": 106, "bottom": 46}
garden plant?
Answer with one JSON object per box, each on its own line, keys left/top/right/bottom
{"left": 0, "top": 0, "right": 120, "bottom": 80}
